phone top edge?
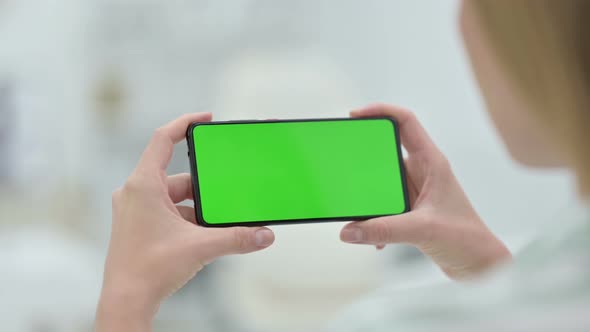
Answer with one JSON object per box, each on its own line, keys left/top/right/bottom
{"left": 187, "top": 116, "right": 398, "bottom": 128}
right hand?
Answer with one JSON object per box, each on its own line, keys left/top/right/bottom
{"left": 340, "top": 104, "right": 511, "bottom": 280}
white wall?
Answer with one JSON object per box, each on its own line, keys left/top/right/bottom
{"left": 0, "top": 1, "right": 584, "bottom": 331}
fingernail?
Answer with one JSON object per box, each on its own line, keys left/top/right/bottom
{"left": 341, "top": 227, "right": 363, "bottom": 243}
{"left": 255, "top": 229, "right": 274, "bottom": 247}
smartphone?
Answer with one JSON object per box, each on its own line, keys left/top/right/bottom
{"left": 186, "top": 117, "right": 409, "bottom": 227}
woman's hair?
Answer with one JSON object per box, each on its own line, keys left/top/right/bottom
{"left": 471, "top": 1, "right": 590, "bottom": 192}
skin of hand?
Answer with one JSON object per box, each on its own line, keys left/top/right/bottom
{"left": 340, "top": 104, "right": 511, "bottom": 280}
{"left": 95, "top": 113, "right": 275, "bottom": 332}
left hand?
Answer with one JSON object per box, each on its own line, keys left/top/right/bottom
{"left": 339, "top": 104, "right": 510, "bottom": 280}
{"left": 95, "top": 113, "right": 275, "bottom": 332}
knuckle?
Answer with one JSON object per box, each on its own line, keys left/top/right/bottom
{"left": 123, "top": 174, "right": 143, "bottom": 194}
{"left": 150, "top": 242, "right": 171, "bottom": 263}
{"left": 368, "top": 219, "right": 393, "bottom": 243}
{"left": 180, "top": 113, "right": 194, "bottom": 121}
{"left": 150, "top": 127, "right": 172, "bottom": 148}
{"left": 388, "top": 106, "right": 416, "bottom": 122}
{"left": 372, "top": 102, "right": 392, "bottom": 111}
{"left": 432, "top": 154, "right": 454, "bottom": 181}
{"left": 232, "top": 228, "right": 252, "bottom": 251}
{"left": 111, "top": 188, "right": 122, "bottom": 205}
{"left": 151, "top": 127, "right": 173, "bottom": 148}
{"left": 436, "top": 154, "right": 452, "bottom": 171}
{"left": 403, "top": 109, "right": 417, "bottom": 122}
{"left": 152, "top": 127, "right": 167, "bottom": 140}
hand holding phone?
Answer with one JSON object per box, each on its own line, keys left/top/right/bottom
{"left": 96, "top": 113, "right": 274, "bottom": 332}
{"left": 186, "top": 117, "right": 410, "bottom": 226}
{"left": 340, "top": 104, "right": 511, "bottom": 280}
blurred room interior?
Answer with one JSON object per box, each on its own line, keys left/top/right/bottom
{"left": 0, "top": 0, "right": 585, "bottom": 331}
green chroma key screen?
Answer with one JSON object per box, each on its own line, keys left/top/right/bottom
{"left": 188, "top": 118, "right": 409, "bottom": 226}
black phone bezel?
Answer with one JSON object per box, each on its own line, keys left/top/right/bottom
{"left": 185, "top": 117, "right": 410, "bottom": 227}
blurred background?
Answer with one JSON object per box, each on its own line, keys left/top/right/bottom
{"left": 0, "top": 0, "right": 585, "bottom": 331}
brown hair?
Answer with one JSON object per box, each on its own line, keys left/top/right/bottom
{"left": 471, "top": 0, "right": 590, "bottom": 194}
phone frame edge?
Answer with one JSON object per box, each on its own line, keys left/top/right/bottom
{"left": 185, "top": 117, "right": 411, "bottom": 228}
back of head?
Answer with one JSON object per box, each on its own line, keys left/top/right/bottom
{"left": 471, "top": 0, "right": 590, "bottom": 193}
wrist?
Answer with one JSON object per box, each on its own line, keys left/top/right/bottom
{"left": 95, "top": 281, "right": 160, "bottom": 332}
{"left": 469, "top": 235, "right": 512, "bottom": 279}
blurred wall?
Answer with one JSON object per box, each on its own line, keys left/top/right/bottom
{"left": 0, "top": 1, "right": 584, "bottom": 331}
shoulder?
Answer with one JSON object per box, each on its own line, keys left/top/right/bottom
{"left": 327, "top": 224, "right": 590, "bottom": 332}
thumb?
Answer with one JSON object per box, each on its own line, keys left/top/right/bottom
{"left": 191, "top": 227, "right": 275, "bottom": 262}
{"left": 340, "top": 212, "right": 429, "bottom": 245}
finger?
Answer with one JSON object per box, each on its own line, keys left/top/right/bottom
{"left": 137, "top": 112, "right": 212, "bottom": 172}
{"left": 350, "top": 104, "right": 437, "bottom": 155}
{"left": 176, "top": 205, "right": 196, "bottom": 224}
{"left": 191, "top": 227, "right": 275, "bottom": 262}
{"left": 340, "top": 213, "right": 431, "bottom": 245}
{"left": 167, "top": 173, "right": 193, "bottom": 203}
{"left": 376, "top": 244, "right": 386, "bottom": 250}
